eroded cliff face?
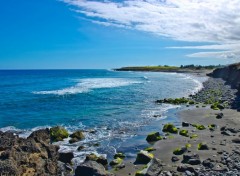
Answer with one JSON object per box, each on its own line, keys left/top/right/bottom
{"left": 208, "top": 63, "right": 240, "bottom": 90}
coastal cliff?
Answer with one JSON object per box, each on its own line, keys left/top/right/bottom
{"left": 208, "top": 63, "right": 240, "bottom": 90}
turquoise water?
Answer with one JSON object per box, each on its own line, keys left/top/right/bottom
{"left": 0, "top": 69, "right": 205, "bottom": 163}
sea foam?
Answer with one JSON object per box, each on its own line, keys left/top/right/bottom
{"left": 33, "top": 78, "right": 142, "bottom": 95}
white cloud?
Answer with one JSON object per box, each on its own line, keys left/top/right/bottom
{"left": 61, "top": 0, "right": 240, "bottom": 60}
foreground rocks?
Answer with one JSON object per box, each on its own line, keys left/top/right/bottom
{"left": 0, "top": 128, "right": 70, "bottom": 176}
{"left": 75, "top": 160, "right": 114, "bottom": 176}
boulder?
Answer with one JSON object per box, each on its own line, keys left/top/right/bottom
{"left": 202, "top": 158, "right": 215, "bottom": 168}
{"left": 182, "top": 122, "right": 190, "bottom": 127}
{"left": 198, "top": 142, "right": 209, "bottom": 150}
{"left": 182, "top": 154, "right": 201, "bottom": 165}
{"left": 216, "top": 113, "right": 224, "bottom": 119}
{"left": 70, "top": 130, "right": 84, "bottom": 139}
{"left": 146, "top": 132, "right": 162, "bottom": 142}
{"left": 110, "top": 157, "right": 123, "bottom": 166}
{"left": 0, "top": 129, "right": 62, "bottom": 176}
{"left": 179, "top": 129, "right": 189, "bottom": 137}
{"left": 135, "top": 150, "right": 154, "bottom": 164}
{"left": 232, "top": 138, "right": 240, "bottom": 144}
{"left": 59, "top": 152, "right": 74, "bottom": 164}
{"left": 77, "top": 146, "right": 85, "bottom": 151}
{"left": 114, "top": 153, "right": 125, "bottom": 159}
{"left": 171, "top": 156, "right": 180, "bottom": 162}
{"left": 28, "top": 128, "right": 50, "bottom": 144}
{"left": 177, "top": 165, "right": 196, "bottom": 174}
{"left": 162, "top": 124, "right": 178, "bottom": 134}
{"left": 50, "top": 126, "right": 69, "bottom": 142}
{"left": 75, "top": 161, "right": 114, "bottom": 176}
{"left": 85, "top": 153, "right": 108, "bottom": 166}
{"left": 173, "top": 147, "right": 187, "bottom": 155}
{"left": 145, "top": 158, "right": 163, "bottom": 176}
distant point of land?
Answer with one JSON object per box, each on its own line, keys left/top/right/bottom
{"left": 114, "top": 64, "right": 223, "bottom": 73}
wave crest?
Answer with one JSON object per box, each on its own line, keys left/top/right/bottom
{"left": 33, "top": 78, "right": 142, "bottom": 95}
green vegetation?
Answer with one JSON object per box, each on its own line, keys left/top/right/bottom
{"left": 179, "top": 129, "right": 189, "bottom": 137}
{"left": 163, "top": 123, "right": 178, "bottom": 134}
{"left": 180, "top": 64, "right": 223, "bottom": 70}
{"left": 115, "top": 64, "right": 222, "bottom": 72}
{"left": 115, "top": 65, "right": 179, "bottom": 72}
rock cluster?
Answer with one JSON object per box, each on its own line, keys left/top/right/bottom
{"left": 0, "top": 129, "right": 70, "bottom": 176}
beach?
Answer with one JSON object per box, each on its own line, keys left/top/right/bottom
{"left": 1, "top": 65, "right": 240, "bottom": 176}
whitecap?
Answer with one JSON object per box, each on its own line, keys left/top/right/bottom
{"left": 33, "top": 78, "right": 143, "bottom": 95}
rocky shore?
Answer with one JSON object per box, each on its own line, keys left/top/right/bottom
{"left": 1, "top": 63, "right": 240, "bottom": 176}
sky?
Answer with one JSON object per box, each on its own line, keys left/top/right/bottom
{"left": 0, "top": 0, "right": 239, "bottom": 69}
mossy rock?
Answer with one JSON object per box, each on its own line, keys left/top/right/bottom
{"left": 198, "top": 143, "right": 209, "bottom": 150}
{"left": 190, "top": 134, "right": 198, "bottom": 139}
{"left": 135, "top": 170, "right": 146, "bottom": 176}
{"left": 189, "top": 101, "right": 195, "bottom": 105}
{"left": 179, "top": 129, "right": 189, "bottom": 137}
{"left": 114, "top": 153, "right": 126, "bottom": 159}
{"left": 192, "top": 124, "right": 206, "bottom": 130}
{"left": 144, "top": 147, "right": 156, "bottom": 152}
{"left": 163, "top": 123, "right": 178, "bottom": 134}
{"left": 185, "top": 143, "right": 192, "bottom": 149}
{"left": 173, "top": 147, "right": 187, "bottom": 155}
{"left": 110, "top": 157, "right": 123, "bottom": 166}
{"left": 156, "top": 97, "right": 189, "bottom": 105}
{"left": 86, "top": 153, "right": 98, "bottom": 161}
{"left": 135, "top": 150, "right": 154, "bottom": 164}
{"left": 70, "top": 131, "right": 84, "bottom": 140}
{"left": 86, "top": 153, "right": 108, "bottom": 166}
{"left": 77, "top": 146, "right": 85, "bottom": 151}
{"left": 50, "top": 126, "right": 69, "bottom": 142}
{"left": 146, "top": 132, "right": 162, "bottom": 142}
{"left": 208, "top": 124, "right": 217, "bottom": 131}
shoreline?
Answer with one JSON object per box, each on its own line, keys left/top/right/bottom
{"left": 1, "top": 68, "right": 240, "bottom": 175}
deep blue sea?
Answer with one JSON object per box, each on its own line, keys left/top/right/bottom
{"left": 0, "top": 69, "right": 206, "bottom": 164}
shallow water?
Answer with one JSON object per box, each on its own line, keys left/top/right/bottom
{"left": 0, "top": 69, "right": 207, "bottom": 163}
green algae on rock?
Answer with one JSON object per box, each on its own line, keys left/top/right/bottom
{"left": 146, "top": 132, "right": 162, "bottom": 142}
{"left": 163, "top": 123, "right": 178, "bottom": 134}
{"left": 179, "top": 129, "right": 189, "bottom": 137}
{"left": 50, "top": 126, "right": 69, "bottom": 142}
{"left": 135, "top": 150, "right": 154, "bottom": 164}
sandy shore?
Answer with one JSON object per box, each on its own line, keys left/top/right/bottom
{"left": 113, "top": 107, "right": 240, "bottom": 175}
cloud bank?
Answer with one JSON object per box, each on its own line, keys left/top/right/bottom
{"left": 62, "top": 0, "right": 240, "bottom": 60}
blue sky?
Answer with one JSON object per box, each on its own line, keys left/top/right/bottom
{"left": 0, "top": 0, "right": 239, "bottom": 69}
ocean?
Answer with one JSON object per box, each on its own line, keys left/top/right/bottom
{"left": 0, "top": 69, "right": 207, "bottom": 164}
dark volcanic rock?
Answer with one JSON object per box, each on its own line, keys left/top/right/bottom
{"left": 59, "top": 152, "right": 74, "bottom": 164}
{"left": 232, "top": 138, "right": 240, "bottom": 144}
{"left": 75, "top": 160, "right": 114, "bottom": 176}
{"left": 183, "top": 154, "right": 201, "bottom": 165}
{"left": 145, "top": 158, "right": 163, "bottom": 176}
{"left": 202, "top": 158, "right": 215, "bottom": 168}
{"left": 0, "top": 129, "right": 69, "bottom": 176}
